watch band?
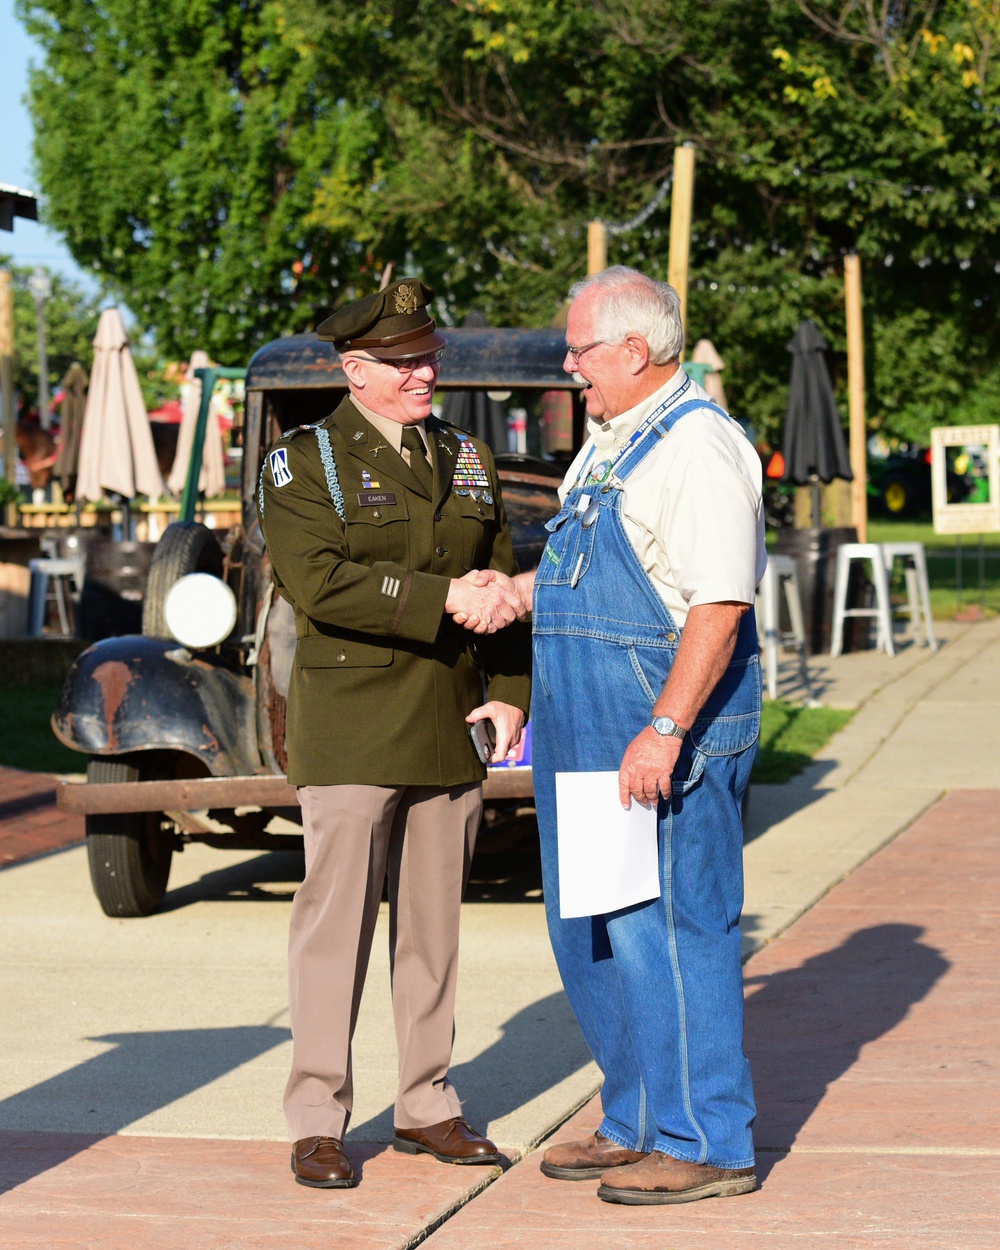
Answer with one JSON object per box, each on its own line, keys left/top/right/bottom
{"left": 651, "top": 714, "right": 686, "bottom": 740}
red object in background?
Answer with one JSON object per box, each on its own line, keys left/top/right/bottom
{"left": 766, "top": 450, "right": 786, "bottom": 479}
{"left": 147, "top": 399, "right": 184, "bottom": 423}
{"left": 148, "top": 397, "right": 233, "bottom": 431}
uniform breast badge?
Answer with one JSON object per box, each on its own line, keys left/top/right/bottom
{"left": 452, "top": 434, "right": 491, "bottom": 494}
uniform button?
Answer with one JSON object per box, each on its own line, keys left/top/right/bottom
{"left": 435, "top": 545, "right": 447, "bottom": 557}
{"left": 372, "top": 508, "right": 381, "bottom": 518}
{"left": 666, "top": 632, "right": 677, "bottom": 642}
{"left": 337, "top": 652, "right": 346, "bottom": 662}
{"left": 434, "top": 511, "right": 443, "bottom": 522}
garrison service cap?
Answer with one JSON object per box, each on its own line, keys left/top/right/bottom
{"left": 317, "top": 278, "right": 446, "bottom": 360}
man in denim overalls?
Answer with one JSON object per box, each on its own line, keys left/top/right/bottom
{"left": 506, "top": 267, "right": 766, "bottom": 1204}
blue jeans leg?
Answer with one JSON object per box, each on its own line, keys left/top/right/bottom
{"left": 603, "top": 747, "right": 757, "bottom": 1168}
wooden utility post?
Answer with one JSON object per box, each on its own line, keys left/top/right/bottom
{"left": 587, "top": 220, "right": 607, "bottom": 275}
{"left": 844, "top": 254, "right": 868, "bottom": 542}
{"left": 0, "top": 270, "right": 15, "bottom": 526}
{"left": 667, "top": 145, "right": 696, "bottom": 356}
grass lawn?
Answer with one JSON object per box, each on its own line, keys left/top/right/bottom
{"left": 866, "top": 519, "right": 1000, "bottom": 618}
{"left": 753, "top": 700, "right": 855, "bottom": 784}
{"left": 0, "top": 686, "right": 83, "bottom": 774}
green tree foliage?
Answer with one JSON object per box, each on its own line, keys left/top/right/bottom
{"left": 0, "top": 257, "right": 100, "bottom": 414}
{"left": 17, "top": 0, "right": 1000, "bottom": 444}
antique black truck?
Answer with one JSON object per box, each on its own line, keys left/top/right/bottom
{"left": 54, "top": 328, "right": 582, "bottom": 916}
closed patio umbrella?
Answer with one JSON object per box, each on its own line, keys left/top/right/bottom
{"left": 54, "top": 361, "right": 89, "bottom": 497}
{"left": 76, "top": 309, "right": 164, "bottom": 508}
{"left": 691, "top": 338, "right": 729, "bottom": 411}
{"left": 782, "top": 320, "right": 852, "bottom": 526}
{"left": 167, "top": 350, "right": 227, "bottom": 498}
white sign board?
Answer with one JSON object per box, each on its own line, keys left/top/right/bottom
{"left": 931, "top": 425, "right": 1000, "bottom": 535}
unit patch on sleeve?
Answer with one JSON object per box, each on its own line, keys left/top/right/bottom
{"left": 269, "top": 447, "right": 293, "bottom": 487}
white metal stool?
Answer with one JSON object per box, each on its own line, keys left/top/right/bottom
{"left": 28, "top": 557, "right": 85, "bottom": 637}
{"left": 830, "top": 543, "right": 895, "bottom": 658}
{"left": 756, "top": 554, "right": 812, "bottom": 700}
{"left": 881, "top": 541, "right": 937, "bottom": 651}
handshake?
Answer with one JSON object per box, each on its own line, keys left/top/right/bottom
{"left": 445, "top": 568, "right": 534, "bottom": 635}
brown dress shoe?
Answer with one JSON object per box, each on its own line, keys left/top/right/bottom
{"left": 597, "top": 1151, "right": 756, "bottom": 1205}
{"left": 290, "top": 1136, "right": 356, "bottom": 1188}
{"left": 393, "top": 1117, "right": 501, "bottom": 1165}
{"left": 539, "top": 1131, "right": 648, "bottom": 1181}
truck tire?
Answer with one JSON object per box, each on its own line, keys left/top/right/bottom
{"left": 85, "top": 757, "right": 173, "bottom": 917}
{"left": 142, "top": 521, "right": 224, "bottom": 638}
{"left": 881, "top": 471, "right": 913, "bottom": 517}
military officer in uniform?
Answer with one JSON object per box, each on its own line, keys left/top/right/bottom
{"left": 259, "top": 279, "right": 530, "bottom": 1189}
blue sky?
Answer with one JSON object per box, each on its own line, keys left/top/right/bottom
{"left": 0, "top": 0, "right": 94, "bottom": 287}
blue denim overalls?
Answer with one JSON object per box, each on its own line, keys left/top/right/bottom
{"left": 532, "top": 396, "right": 761, "bottom": 1169}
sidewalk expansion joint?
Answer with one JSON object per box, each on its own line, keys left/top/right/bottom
{"left": 757, "top": 1145, "right": 1000, "bottom": 1156}
{"left": 402, "top": 1081, "right": 603, "bottom": 1249}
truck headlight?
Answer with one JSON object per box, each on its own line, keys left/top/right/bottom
{"left": 164, "top": 573, "right": 238, "bottom": 650}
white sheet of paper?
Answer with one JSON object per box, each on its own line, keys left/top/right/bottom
{"left": 555, "top": 771, "right": 661, "bottom": 919}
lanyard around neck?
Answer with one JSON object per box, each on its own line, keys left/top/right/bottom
{"left": 573, "top": 375, "right": 693, "bottom": 491}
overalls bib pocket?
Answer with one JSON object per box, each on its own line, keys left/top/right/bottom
{"left": 541, "top": 499, "right": 599, "bottom": 587}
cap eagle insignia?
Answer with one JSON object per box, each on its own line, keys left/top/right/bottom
{"left": 393, "top": 284, "right": 418, "bottom": 315}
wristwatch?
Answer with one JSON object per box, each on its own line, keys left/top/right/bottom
{"left": 650, "top": 714, "right": 686, "bottom": 740}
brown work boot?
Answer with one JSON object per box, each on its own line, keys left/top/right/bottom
{"left": 597, "top": 1150, "right": 756, "bottom": 1205}
{"left": 540, "top": 1131, "right": 648, "bottom": 1181}
{"left": 290, "top": 1136, "right": 356, "bottom": 1188}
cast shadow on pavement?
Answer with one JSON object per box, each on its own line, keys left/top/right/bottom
{"left": 158, "top": 849, "right": 305, "bottom": 910}
{"left": 157, "top": 835, "right": 548, "bottom": 912}
{"left": 347, "top": 989, "right": 593, "bottom": 1146}
{"left": 0, "top": 1024, "right": 290, "bottom": 1193}
{"left": 743, "top": 922, "right": 948, "bottom": 1183}
{"left": 742, "top": 758, "right": 839, "bottom": 846}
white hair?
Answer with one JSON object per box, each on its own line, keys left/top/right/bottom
{"left": 568, "top": 266, "right": 684, "bottom": 365}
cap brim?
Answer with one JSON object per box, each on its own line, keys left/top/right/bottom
{"left": 362, "top": 327, "right": 447, "bottom": 360}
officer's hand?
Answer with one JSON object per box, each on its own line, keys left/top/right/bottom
{"left": 452, "top": 569, "right": 532, "bottom": 626}
{"left": 618, "top": 727, "right": 683, "bottom": 810}
{"left": 467, "top": 701, "right": 526, "bottom": 764}
{"left": 446, "top": 570, "right": 520, "bottom": 633}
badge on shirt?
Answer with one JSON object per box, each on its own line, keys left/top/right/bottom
{"left": 269, "top": 447, "right": 293, "bottom": 487}
{"left": 359, "top": 492, "right": 397, "bottom": 506}
{"left": 587, "top": 459, "right": 612, "bottom": 485}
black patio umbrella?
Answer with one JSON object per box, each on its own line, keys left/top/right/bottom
{"left": 439, "top": 310, "right": 509, "bottom": 454}
{"left": 782, "top": 320, "right": 853, "bottom": 527}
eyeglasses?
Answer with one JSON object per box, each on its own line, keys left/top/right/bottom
{"left": 565, "top": 339, "right": 608, "bottom": 363}
{"left": 358, "top": 348, "right": 445, "bottom": 373}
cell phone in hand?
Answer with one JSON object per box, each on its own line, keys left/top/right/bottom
{"left": 468, "top": 719, "right": 497, "bottom": 765}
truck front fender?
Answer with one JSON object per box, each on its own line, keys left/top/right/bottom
{"left": 52, "top": 636, "right": 260, "bottom": 777}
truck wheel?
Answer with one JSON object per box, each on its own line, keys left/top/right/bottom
{"left": 142, "top": 522, "right": 224, "bottom": 638}
{"left": 85, "top": 757, "right": 173, "bottom": 917}
{"left": 881, "top": 472, "right": 912, "bottom": 516}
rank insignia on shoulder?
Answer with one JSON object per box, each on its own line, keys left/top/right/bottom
{"left": 269, "top": 447, "right": 293, "bottom": 487}
{"left": 282, "top": 421, "right": 320, "bottom": 440}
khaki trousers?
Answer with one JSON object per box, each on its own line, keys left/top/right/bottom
{"left": 284, "top": 782, "right": 482, "bottom": 1142}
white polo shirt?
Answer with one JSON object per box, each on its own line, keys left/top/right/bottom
{"left": 558, "top": 369, "right": 767, "bottom": 628}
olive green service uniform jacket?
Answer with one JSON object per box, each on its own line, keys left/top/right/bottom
{"left": 258, "top": 396, "right": 531, "bottom": 787}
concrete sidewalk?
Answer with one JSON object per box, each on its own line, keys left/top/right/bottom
{"left": 430, "top": 786, "right": 1000, "bottom": 1249}
{"left": 2, "top": 619, "right": 999, "bottom": 1247}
